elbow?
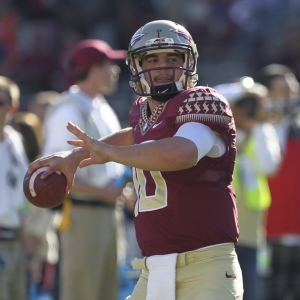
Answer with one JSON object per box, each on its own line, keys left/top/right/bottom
{"left": 172, "top": 148, "right": 198, "bottom": 169}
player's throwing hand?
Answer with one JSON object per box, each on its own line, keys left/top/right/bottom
{"left": 67, "top": 122, "right": 111, "bottom": 167}
{"left": 28, "top": 151, "right": 78, "bottom": 194}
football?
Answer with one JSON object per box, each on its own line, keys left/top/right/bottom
{"left": 23, "top": 166, "right": 67, "bottom": 208}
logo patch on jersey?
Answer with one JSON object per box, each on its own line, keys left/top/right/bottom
{"left": 153, "top": 121, "right": 163, "bottom": 128}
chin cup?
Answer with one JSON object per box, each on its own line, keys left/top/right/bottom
{"left": 150, "top": 83, "right": 181, "bottom": 102}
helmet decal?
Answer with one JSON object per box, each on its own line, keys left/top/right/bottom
{"left": 170, "top": 28, "right": 192, "bottom": 41}
{"left": 130, "top": 33, "right": 148, "bottom": 47}
{"left": 145, "top": 37, "right": 174, "bottom": 46}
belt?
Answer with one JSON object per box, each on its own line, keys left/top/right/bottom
{"left": 0, "top": 227, "right": 19, "bottom": 240}
{"left": 132, "top": 243, "right": 235, "bottom": 269}
{"left": 70, "top": 198, "right": 114, "bottom": 208}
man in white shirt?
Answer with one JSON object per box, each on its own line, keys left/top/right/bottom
{"left": 0, "top": 76, "right": 28, "bottom": 300}
{"left": 42, "top": 39, "right": 126, "bottom": 300}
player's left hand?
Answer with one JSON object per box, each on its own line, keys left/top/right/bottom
{"left": 67, "top": 122, "right": 111, "bottom": 167}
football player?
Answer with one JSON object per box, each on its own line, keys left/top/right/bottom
{"left": 28, "top": 20, "right": 243, "bottom": 300}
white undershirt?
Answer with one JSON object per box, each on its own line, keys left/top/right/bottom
{"left": 174, "top": 122, "right": 226, "bottom": 162}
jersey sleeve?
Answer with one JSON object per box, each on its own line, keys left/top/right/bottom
{"left": 171, "top": 86, "right": 234, "bottom": 134}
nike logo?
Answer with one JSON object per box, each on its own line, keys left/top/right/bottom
{"left": 225, "top": 272, "right": 236, "bottom": 279}
{"left": 153, "top": 121, "right": 163, "bottom": 129}
{"left": 158, "top": 89, "right": 169, "bottom": 93}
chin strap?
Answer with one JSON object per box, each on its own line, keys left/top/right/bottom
{"left": 150, "top": 83, "right": 182, "bottom": 102}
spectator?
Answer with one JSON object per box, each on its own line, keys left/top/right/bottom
{"left": 41, "top": 39, "right": 126, "bottom": 300}
{"left": 0, "top": 75, "right": 28, "bottom": 300}
{"left": 256, "top": 63, "right": 300, "bottom": 300}
{"left": 27, "top": 91, "right": 61, "bottom": 300}
{"left": 214, "top": 77, "right": 281, "bottom": 300}
{"left": 10, "top": 111, "right": 43, "bottom": 162}
{"left": 10, "top": 111, "right": 59, "bottom": 300}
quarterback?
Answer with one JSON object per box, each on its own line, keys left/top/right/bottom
{"left": 28, "top": 20, "right": 243, "bottom": 300}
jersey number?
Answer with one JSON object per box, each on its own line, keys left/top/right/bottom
{"left": 132, "top": 168, "right": 168, "bottom": 216}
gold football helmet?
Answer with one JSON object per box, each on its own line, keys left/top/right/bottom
{"left": 127, "top": 20, "right": 198, "bottom": 101}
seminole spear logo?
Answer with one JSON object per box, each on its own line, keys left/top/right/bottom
{"left": 170, "top": 28, "right": 192, "bottom": 41}
{"left": 130, "top": 33, "right": 147, "bottom": 47}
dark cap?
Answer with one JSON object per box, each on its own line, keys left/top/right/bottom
{"left": 68, "top": 39, "right": 126, "bottom": 75}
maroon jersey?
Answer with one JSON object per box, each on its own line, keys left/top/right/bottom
{"left": 129, "top": 86, "right": 239, "bottom": 256}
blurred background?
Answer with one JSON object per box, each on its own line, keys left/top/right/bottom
{"left": 1, "top": 0, "right": 300, "bottom": 126}
{"left": 2, "top": 1, "right": 300, "bottom": 300}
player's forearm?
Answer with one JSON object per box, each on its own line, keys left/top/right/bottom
{"left": 107, "top": 136, "right": 198, "bottom": 171}
{"left": 100, "top": 127, "right": 134, "bottom": 146}
{"left": 69, "top": 128, "right": 133, "bottom": 164}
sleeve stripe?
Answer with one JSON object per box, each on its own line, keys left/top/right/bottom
{"left": 175, "top": 114, "right": 231, "bottom": 125}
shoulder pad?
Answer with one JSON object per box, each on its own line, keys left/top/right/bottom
{"left": 173, "top": 86, "right": 232, "bottom": 127}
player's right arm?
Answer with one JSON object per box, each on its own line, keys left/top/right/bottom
{"left": 99, "top": 126, "right": 134, "bottom": 146}
{"left": 27, "top": 127, "right": 134, "bottom": 193}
